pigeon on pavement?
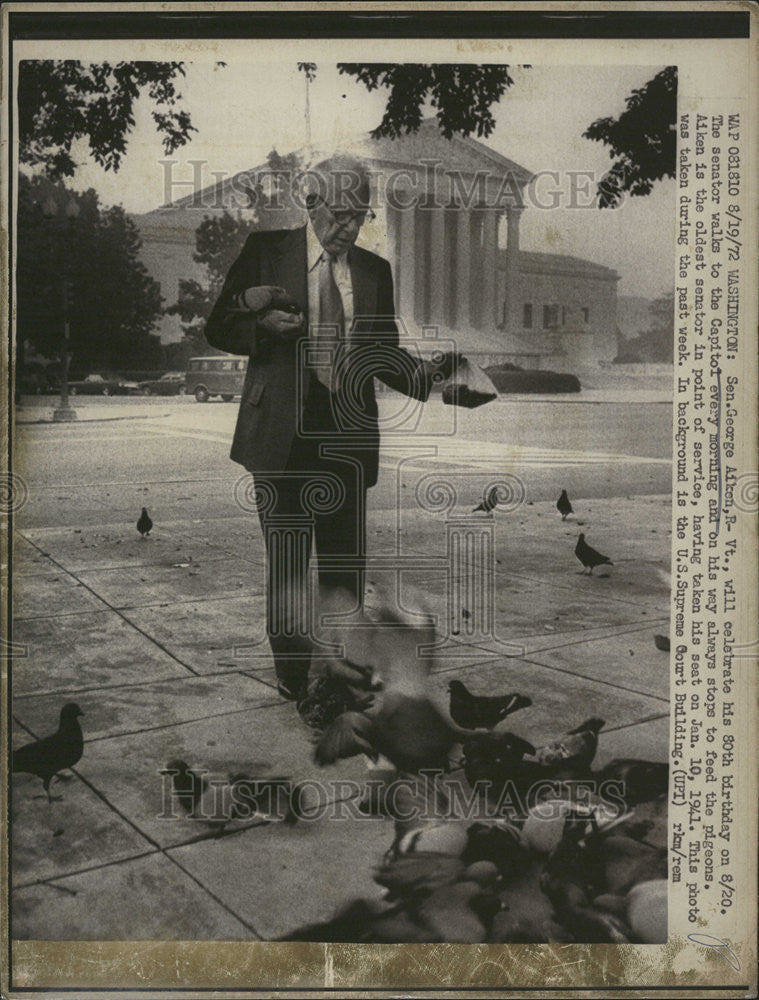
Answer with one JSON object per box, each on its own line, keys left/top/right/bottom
{"left": 137, "top": 508, "right": 153, "bottom": 537}
{"left": 472, "top": 486, "right": 499, "bottom": 514}
{"left": 574, "top": 533, "right": 613, "bottom": 574}
{"left": 448, "top": 679, "right": 531, "bottom": 730}
{"left": 13, "top": 703, "right": 84, "bottom": 802}
{"left": 534, "top": 717, "right": 605, "bottom": 773}
{"left": 557, "top": 490, "right": 573, "bottom": 520}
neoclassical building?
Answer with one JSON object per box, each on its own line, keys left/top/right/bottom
{"left": 135, "top": 120, "right": 619, "bottom": 368}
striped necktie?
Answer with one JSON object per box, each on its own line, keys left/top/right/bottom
{"left": 312, "top": 252, "right": 344, "bottom": 390}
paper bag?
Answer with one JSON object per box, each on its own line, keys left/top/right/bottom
{"left": 441, "top": 358, "right": 498, "bottom": 408}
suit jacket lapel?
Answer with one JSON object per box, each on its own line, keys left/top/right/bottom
{"left": 348, "top": 248, "right": 377, "bottom": 332}
{"left": 270, "top": 226, "right": 308, "bottom": 318}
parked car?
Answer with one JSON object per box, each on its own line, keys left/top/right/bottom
{"left": 17, "top": 369, "right": 54, "bottom": 395}
{"left": 137, "top": 371, "right": 186, "bottom": 395}
{"left": 185, "top": 356, "right": 247, "bottom": 402}
{"left": 67, "top": 374, "right": 132, "bottom": 396}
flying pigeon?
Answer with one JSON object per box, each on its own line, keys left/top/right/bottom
{"left": 557, "top": 490, "right": 573, "bottom": 520}
{"left": 137, "top": 508, "right": 153, "bottom": 537}
{"left": 575, "top": 533, "right": 613, "bottom": 574}
{"left": 472, "top": 486, "right": 499, "bottom": 514}
{"left": 448, "top": 679, "right": 531, "bottom": 730}
{"left": 314, "top": 589, "right": 487, "bottom": 774}
{"left": 12, "top": 703, "right": 84, "bottom": 801}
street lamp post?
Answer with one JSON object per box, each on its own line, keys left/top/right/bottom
{"left": 42, "top": 194, "right": 79, "bottom": 422}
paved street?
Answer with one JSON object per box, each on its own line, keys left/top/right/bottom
{"left": 10, "top": 385, "right": 672, "bottom": 942}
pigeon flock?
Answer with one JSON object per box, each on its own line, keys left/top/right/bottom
{"left": 10, "top": 492, "right": 669, "bottom": 946}
{"left": 285, "top": 579, "right": 669, "bottom": 944}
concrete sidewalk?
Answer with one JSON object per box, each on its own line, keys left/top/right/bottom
{"left": 9, "top": 490, "right": 671, "bottom": 940}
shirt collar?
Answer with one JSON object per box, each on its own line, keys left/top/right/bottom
{"left": 307, "top": 224, "right": 348, "bottom": 270}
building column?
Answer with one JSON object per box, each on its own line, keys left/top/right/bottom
{"left": 455, "top": 207, "right": 471, "bottom": 328}
{"left": 393, "top": 199, "right": 417, "bottom": 326}
{"left": 482, "top": 210, "right": 498, "bottom": 331}
{"left": 428, "top": 208, "right": 446, "bottom": 327}
{"left": 502, "top": 206, "right": 522, "bottom": 334}
{"left": 469, "top": 210, "right": 483, "bottom": 328}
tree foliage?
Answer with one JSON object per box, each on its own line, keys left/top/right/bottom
{"left": 336, "top": 64, "right": 520, "bottom": 139}
{"left": 615, "top": 292, "right": 674, "bottom": 363}
{"left": 169, "top": 149, "right": 304, "bottom": 345}
{"left": 584, "top": 67, "right": 677, "bottom": 208}
{"left": 17, "top": 174, "right": 164, "bottom": 370}
{"left": 304, "top": 62, "right": 674, "bottom": 209}
{"left": 168, "top": 211, "right": 251, "bottom": 346}
{"left": 18, "top": 60, "right": 197, "bottom": 178}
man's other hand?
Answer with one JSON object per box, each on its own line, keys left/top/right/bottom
{"left": 258, "top": 308, "right": 305, "bottom": 338}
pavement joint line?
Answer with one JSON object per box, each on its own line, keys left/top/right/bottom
{"left": 18, "top": 476, "right": 241, "bottom": 489}
{"left": 601, "top": 711, "right": 670, "bottom": 733}
{"left": 16, "top": 535, "right": 203, "bottom": 679}
{"left": 78, "top": 696, "right": 285, "bottom": 745}
{"left": 11, "top": 848, "right": 163, "bottom": 894}
{"left": 161, "top": 851, "right": 263, "bottom": 939}
{"left": 429, "top": 618, "right": 668, "bottom": 658}
{"left": 13, "top": 587, "right": 267, "bottom": 620}
{"left": 431, "top": 651, "right": 669, "bottom": 704}
{"left": 515, "top": 654, "right": 670, "bottom": 704}
{"left": 483, "top": 618, "right": 670, "bottom": 653}
{"left": 11, "top": 718, "right": 162, "bottom": 851}
{"left": 11, "top": 670, "right": 210, "bottom": 701}
{"left": 16, "top": 413, "right": 175, "bottom": 426}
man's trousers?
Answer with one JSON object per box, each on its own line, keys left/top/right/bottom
{"left": 254, "top": 379, "right": 368, "bottom": 695}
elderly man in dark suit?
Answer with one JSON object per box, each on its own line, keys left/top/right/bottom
{"left": 206, "top": 154, "right": 458, "bottom": 701}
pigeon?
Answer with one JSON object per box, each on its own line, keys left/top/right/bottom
{"left": 137, "top": 507, "right": 153, "bottom": 537}
{"left": 165, "top": 760, "right": 292, "bottom": 831}
{"left": 461, "top": 731, "right": 539, "bottom": 795}
{"left": 653, "top": 634, "right": 670, "bottom": 652}
{"left": 228, "top": 773, "right": 294, "bottom": 822}
{"left": 12, "top": 703, "right": 84, "bottom": 801}
{"left": 472, "top": 486, "right": 499, "bottom": 514}
{"left": 595, "top": 758, "right": 669, "bottom": 806}
{"left": 557, "top": 489, "right": 573, "bottom": 520}
{"left": 574, "top": 533, "right": 613, "bottom": 574}
{"left": 314, "top": 589, "right": 487, "bottom": 774}
{"left": 296, "top": 675, "right": 372, "bottom": 732}
{"left": 533, "top": 717, "right": 605, "bottom": 773}
{"left": 448, "top": 679, "right": 531, "bottom": 730}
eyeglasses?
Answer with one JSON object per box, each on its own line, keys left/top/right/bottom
{"left": 311, "top": 199, "right": 376, "bottom": 228}
{"left": 329, "top": 206, "right": 376, "bottom": 226}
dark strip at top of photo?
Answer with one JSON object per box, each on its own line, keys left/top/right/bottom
{"left": 8, "top": 9, "right": 751, "bottom": 41}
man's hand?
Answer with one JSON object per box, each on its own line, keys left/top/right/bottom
{"left": 433, "top": 350, "right": 465, "bottom": 381}
{"left": 258, "top": 308, "right": 305, "bottom": 339}
{"left": 238, "top": 285, "right": 286, "bottom": 313}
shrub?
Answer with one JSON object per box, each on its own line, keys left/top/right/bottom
{"left": 485, "top": 367, "right": 581, "bottom": 394}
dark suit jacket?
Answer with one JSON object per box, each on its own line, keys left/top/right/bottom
{"left": 205, "top": 225, "right": 434, "bottom": 488}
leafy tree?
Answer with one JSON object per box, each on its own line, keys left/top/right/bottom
{"left": 583, "top": 67, "right": 677, "bottom": 208}
{"left": 615, "top": 292, "right": 674, "bottom": 363}
{"left": 167, "top": 211, "right": 252, "bottom": 348}
{"left": 18, "top": 60, "right": 198, "bottom": 178}
{"left": 169, "top": 149, "right": 304, "bottom": 345}
{"left": 17, "top": 174, "right": 164, "bottom": 371}
{"left": 301, "top": 63, "right": 675, "bottom": 208}
{"left": 335, "top": 64, "right": 520, "bottom": 139}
